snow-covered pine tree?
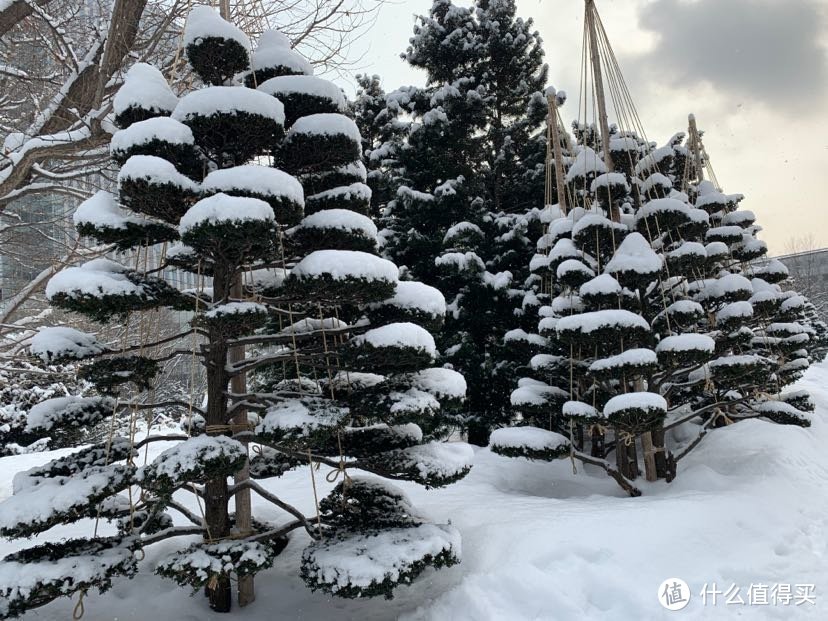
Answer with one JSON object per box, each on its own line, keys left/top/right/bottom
{"left": 0, "top": 351, "right": 89, "bottom": 455}
{"left": 0, "top": 8, "right": 470, "bottom": 617}
{"left": 493, "top": 126, "right": 820, "bottom": 491}
{"left": 261, "top": 39, "right": 472, "bottom": 599}
{"left": 368, "top": 0, "right": 550, "bottom": 445}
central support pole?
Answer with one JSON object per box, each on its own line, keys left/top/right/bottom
{"left": 230, "top": 275, "right": 255, "bottom": 606}
{"left": 688, "top": 113, "right": 705, "bottom": 184}
{"left": 585, "top": 0, "right": 614, "bottom": 173}
{"left": 546, "top": 91, "right": 568, "bottom": 214}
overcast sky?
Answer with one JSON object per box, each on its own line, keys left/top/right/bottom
{"left": 349, "top": 0, "right": 828, "bottom": 256}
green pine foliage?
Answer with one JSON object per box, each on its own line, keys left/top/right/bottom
{"left": 361, "top": 0, "right": 552, "bottom": 444}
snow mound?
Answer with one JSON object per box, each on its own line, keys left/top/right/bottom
{"left": 110, "top": 116, "right": 194, "bottom": 153}
{"left": 118, "top": 155, "right": 198, "bottom": 191}
{"left": 30, "top": 327, "right": 105, "bottom": 364}
{"left": 291, "top": 250, "right": 398, "bottom": 282}
{"left": 258, "top": 75, "right": 346, "bottom": 111}
{"left": 369, "top": 281, "right": 447, "bottom": 317}
{"left": 183, "top": 6, "right": 251, "bottom": 49}
{"left": 179, "top": 193, "right": 274, "bottom": 234}
{"left": 302, "top": 523, "right": 460, "bottom": 597}
{"left": 113, "top": 63, "right": 177, "bottom": 117}
{"left": 202, "top": 165, "right": 304, "bottom": 205}
{"left": 286, "top": 113, "right": 361, "bottom": 142}
{"left": 490, "top": 427, "right": 569, "bottom": 453}
{"left": 173, "top": 86, "right": 285, "bottom": 125}
{"left": 353, "top": 323, "right": 437, "bottom": 356}
{"left": 46, "top": 259, "right": 142, "bottom": 301}
{"left": 298, "top": 208, "right": 377, "bottom": 236}
{"left": 604, "top": 392, "right": 667, "bottom": 419}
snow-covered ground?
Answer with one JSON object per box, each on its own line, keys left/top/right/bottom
{"left": 4, "top": 363, "right": 828, "bottom": 620}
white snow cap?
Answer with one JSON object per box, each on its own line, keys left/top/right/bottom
{"left": 46, "top": 259, "right": 141, "bottom": 301}
{"left": 656, "top": 334, "right": 716, "bottom": 353}
{"left": 118, "top": 155, "right": 199, "bottom": 191}
{"left": 202, "top": 165, "right": 304, "bottom": 205}
{"left": 303, "top": 523, "right": 460, "bottom": 594}
{"left": 590, "top": 348, "right": 657, "bottom": 373}
{"left": 73, "top": 191, "right": 145, "bottom": 230}
{"left": 251, "top": 29, "right": 313, "bottom": 76}
{"left": 353, "top": 322, "right": 437, "bottom": 356}
{"left": 566, "top": 147, "right": 607, "bottom": 182}
{"left": 258, "top": 75, "right": 347, "bottom": 111}
{"left": 556, "top": 309, "right": 650, "bottom": 335}
{"left": 26, "top": 396, "right": 111, "bottom": 431}
{"left": 370, "top": 280, "right": 446, "bottom": 317}
{"left": 204, "top": 301, "right": 267, "bottom": 319}
{"left": 590, "top": 172, "right": 630, "bottom": 193}
{"left": 259, "top": 30, "right": 291, "bottom": 49}
{"left": 291, "top": 249, "right": 398, "bottom": 282}
{"left": 111, "top": 116, "right": 194, "bottom": 154}
{"left": 113, "top": 63, "right": 178, "bottom": 117}
{"left": 173, "top": 86, "right": 285, "bottom": 125}
{"left": 604, "top": 232, "right": 662, "bottom": 275}
{"left": 30, "top": 327, "right": 105, "bottom": 363}
{"left": 490, "top": 426, "right": 569, "bottom": 452}
{"left": 286, "top": 113, "right": 361, "bottom": 142}
{"left": 307, "top": 182, "right": 372, "bottom": 204}
{"left": 604, "top": 392, "right": 667, "bottom": 418}
{"left": 580, "top": 274, "right": 622, "bottom": 297}
{"left": 179, "top": 193, "right": 273, "bottom": 234}
{"left": 409, "top": 367, "right": 466, "bottom": 400}
{"left": 298, "top": 209, "right": 377, "bottom": 237}
{"left": 183, "top": 6, "right": 251, "bottom": 50}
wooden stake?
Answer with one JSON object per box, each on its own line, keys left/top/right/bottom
{"left": 641, "top": 431, "right": 657, "bottom": 482}
{"left": 547, "top": 94, "right": 568, "bottom": 213}
{"left": 585, "top": 0, "right": 614, "bottom": 172}
{"left": 688, "top": 113, "right": 705, "bottom": 184}
{"left": 230, "top": 275, "right": 255, "bottom": 606}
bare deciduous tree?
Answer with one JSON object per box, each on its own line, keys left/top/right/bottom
{"left": 0, "top": 0, "right": 385, "bottom": 321}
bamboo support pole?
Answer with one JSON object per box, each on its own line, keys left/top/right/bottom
{"left": 547, "top": 93, "right": 568, "bottom": 214}
{"left": 688, "top": 113, "right": 705, "bottom": 184}
{"left": 585, "top": 0, "right": 614, "bottom": 173}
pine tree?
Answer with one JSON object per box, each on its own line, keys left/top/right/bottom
{"left": 367, "top": 0, "right": 550, "bottom": 445}
{"left": 0, "top": 8, "right": 470, "bottom": 618}
{"left": 494, "top": 127, "right": 820, "bottom": 490}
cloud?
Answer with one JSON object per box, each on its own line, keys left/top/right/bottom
{"left": 633, "top": 0, "right": 828, "bottom": 113}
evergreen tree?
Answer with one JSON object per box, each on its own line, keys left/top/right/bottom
{"left": 0, "top": 8, "right": 470, "bottom": 618}
{"left": 368, "top": 0, "right": 550, "bottom": 445}
{"left": 494, "top": 129, "right": 820, "bottom": 489}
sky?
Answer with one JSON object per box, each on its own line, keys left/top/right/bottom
{"left": 349, "top": 0, "right": 828, "bottom": 256}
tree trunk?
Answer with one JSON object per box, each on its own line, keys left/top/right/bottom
{"left": 651, "top": 426, "right": 668, "bottom": 479}
{"left": 204, "top": 265, "right": 232, "bottom": 613}
{"left": 590, "top": 426, "right": 604, "bottom": 457}
{"left": 466, "top": 421, "right": 490, "bottom": 447}
{"left": 614, "top": 427, "right": 639, "bottom": 480}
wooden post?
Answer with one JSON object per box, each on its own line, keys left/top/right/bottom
{"left": 547, "top": 93, "right": 568, "bottom": 214}
{"left": 585, "top": 0, "right": 614, "bottom": 173}
{"left": 230, "top": 276, "right": 255, "bottom": 606}
{"left": 688, "top": 113, "right": 705, "bottom": 184}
